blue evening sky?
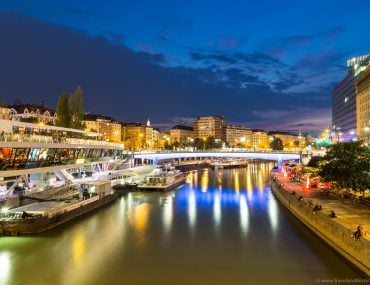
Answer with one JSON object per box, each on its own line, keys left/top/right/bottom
{"left": 0, "top": 0, "right": 369, "bottom": 132}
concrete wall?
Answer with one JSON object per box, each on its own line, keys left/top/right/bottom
{"left": 270, "top": 176, "right": 370, "bottom": 276}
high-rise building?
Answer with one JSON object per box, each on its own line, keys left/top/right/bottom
{"left": 170, "top": 125, "right": 193, "bottom": 144}
{"left": 84, "top": 114, "right": 121, "bottom": 143}
{"left": 332, "top": 54, "right": 370, "bottom": 141}
{"left": 225, "top": 125, "right": 252, "bottom": 147}
{"left": 356, "top": 67, "right": 370, "bottom": 144}
{"left": 193, "top": 116, "right": 225, "bottom": 140}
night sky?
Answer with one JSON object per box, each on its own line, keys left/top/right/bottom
{"left": 1, "top": 1, "right": 370, "bottom": 132}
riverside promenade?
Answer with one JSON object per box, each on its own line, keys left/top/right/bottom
{"left": 271, "top": 170, "right": 370, "bottom": 276}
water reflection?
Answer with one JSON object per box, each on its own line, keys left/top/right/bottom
{"left": 0, "top": 252, "right": 10, "bottom": 285}
{"left": 72, "top": 229, "right": 86, "bottom": 264}
{"left": 268, "top": 193, "right": 279, "bottom": 234}
{"left": 0, "top": 162, "right": 361, "bottom": 285}
{"left": 239, "top": 194, "right": 249, "bottom": 235}
{"left": 188, "top": 189, "right": 197, "bottom": 231}
{"left": 213, "top": 190, "right": 221, "bottom": 231}
{"left": 162, "top": 193, "right": 173, "bottom": 237}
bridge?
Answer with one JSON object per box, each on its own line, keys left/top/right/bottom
{"left": 133, "top": 150, "right": 301, "bottom": 168}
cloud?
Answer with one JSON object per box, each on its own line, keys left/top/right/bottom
{"left": 245, "top": 108, "right": 331, "bottom": 133}
{"left": 0, "top": 13, "right": 332, "bottom": 133}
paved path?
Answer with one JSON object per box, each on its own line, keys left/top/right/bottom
{"left": 274, "top": 171, "right": 370, "bottom": 241}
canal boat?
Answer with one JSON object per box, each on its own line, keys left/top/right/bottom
{"left": 137, "top": 166, "right": 186, "bottom": 191}
{"left": 210, "top": 159, "right": 248, "bottom": 169}
{"left": 0, "top": 180, "right": 116, "bottom": 235}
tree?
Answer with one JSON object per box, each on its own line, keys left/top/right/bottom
{"left": 55, "top": 92, "right": 71, "bottom": 128}
{"left": 69, "top": 86, "right": 85, "bottom": 129}
{"left": 318, "top": 141, "right": 370, "bottom": 193}
{"left": 270, "top": 136, "right": 283, "bottom": 150}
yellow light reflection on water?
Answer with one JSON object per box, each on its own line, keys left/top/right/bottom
{"left": 72, "top": 229, "right": 86, "bottom": 264}
{"left": 132, "top": 203, "right": 151, "bottom": 233}
{"left": 246, "top": 166, "right": 253, "bottom": 200}
{"left": 0, "top": 252, "right": 11, "bottom": 285}
{"left": 239, "top": 195, "right": 249, "bottom": 235}
{"left": 234, "top": 170, "right": 240, "bottom": 192}
{"left": 201, "top": 169, "right": 209, "bottom": 192}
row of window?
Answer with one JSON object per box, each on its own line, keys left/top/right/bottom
{"left": 0, "top": 147, "right": 124, "bottom": 170}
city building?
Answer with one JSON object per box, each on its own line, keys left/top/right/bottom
{"left": 193, "top": 116, "right": 225, "bottom": 141}
{"left": 84, "top": 113, "right": 122, "bottom": 143}
{"left": 269, "top": 132, "right": 301, "bottom": 150}
{"left": 122, "top": 123, "right": 146, "bottom": 151}
{"left": 0, "top": 101, "right": 10, "bottom": 120}
{"left": 356, "top": 66, "right": 370, "bottom": 145}
{"left": 332, "top": 54, "right": 370, "bottom": 141}
{"left": 251, "top": 130, "right": 268, "bottom": 150}
{"left": 170, "top": 125, "right": 193, "bottom": 144}
{"left": 225, "top": 125, "right": 252, "bottom": 147}
{"left": 9, "top": 102, "right": 56, "bottom": 124}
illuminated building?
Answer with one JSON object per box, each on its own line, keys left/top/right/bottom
{"left": 356, "top": 66, "right": 370, "bottom": 144}
{"left": 9, "top": 102, "right": 56, "bottom": 124}
{"left": 122, "top": 120, "right": 162, "bottom": 150}
{"left": 225, "top": 125, "right": 252, "bottom": 147}
{"left": 122, "top": 123, "right": 146, "bottom": 151}
{"left": 193, "top": 116, "right": 225, "bottom": 140}
{"left": 252, "top": 130, "right": 268, "bottom": 150}
{"left": 170, "top": 125, "right": 193, "bottom": 144}
{"left": 84, "top": 114, "right": 121, "bottom": 143}
{"left": 268, "top": 132, "right": 303, "bottom": 150}
{"left": 332, "top": 54, "right": 370, "bottom": 141}
{"left": 0, "top": 101, "right": 10, "bottom": 120}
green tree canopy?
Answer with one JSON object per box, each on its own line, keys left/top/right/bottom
{"left": 55, "top": 92, "right": 71, "bottom": 128}
{"left": 318, "top": 141, "right": 370, "bottom": 193}
{"left": 270, "top": 136, "right": 283, "bottom": 150}
{"left": 69, "top": 86, "right": 85, "bottom": 129}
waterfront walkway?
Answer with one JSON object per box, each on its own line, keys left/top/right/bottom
{"left": 273, "top": 171, "right": 370, "bottom": 241}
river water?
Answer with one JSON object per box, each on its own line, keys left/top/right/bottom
{"left": 0, "top": 163, "right": 362, "bottom": 285}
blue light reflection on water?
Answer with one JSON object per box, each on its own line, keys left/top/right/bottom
{"left": 177, "top": 163, "right": 278, "bottom": 239}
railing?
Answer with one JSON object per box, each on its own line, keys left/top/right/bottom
{"left": 0, "top": 133, "right": 123, "bottom": 148}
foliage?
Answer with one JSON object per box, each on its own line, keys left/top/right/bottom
{"left": 20, "top": 117, "right": 40, "bottom": 124}
{"left": 318, "top": 141, "right": 370, "bottom": 193}
{"left": 69, "top": 86, "right": 85, "bottom": 129}
{"left": 55, "top": 92, "right": 71, "bottom": 128}
{"left": 270, "top": 136, "right": 283, "bottom": 150}
{"left": 55, "top": 86, "right": 85, "bottom": 129}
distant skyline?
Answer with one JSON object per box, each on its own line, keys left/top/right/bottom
{"left": 1, "top": 0, "right": 370, "bottom": 132}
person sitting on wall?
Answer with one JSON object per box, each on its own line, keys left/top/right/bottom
{"left": 329, "top": 210, "right": 336, "bottom": 218}
{"left": 313, "top": 204, "right": 322, "bottom": 212}
{"left": 22, "top": 211, "right": 28, "bottom": 219}
{"left": 353, "top": 225, "right": 364, "bottom": 240}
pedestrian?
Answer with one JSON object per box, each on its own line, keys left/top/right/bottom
{"left": 353, "top": 225, "right": 363, "bottom": 240}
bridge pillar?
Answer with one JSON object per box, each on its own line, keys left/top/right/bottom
{"left": 277, "top": 154, "right": 283, "bottom": 170}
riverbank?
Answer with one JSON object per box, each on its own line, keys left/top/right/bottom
{"left": 270, "top": 170, "right": 370, "bottom": 276}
